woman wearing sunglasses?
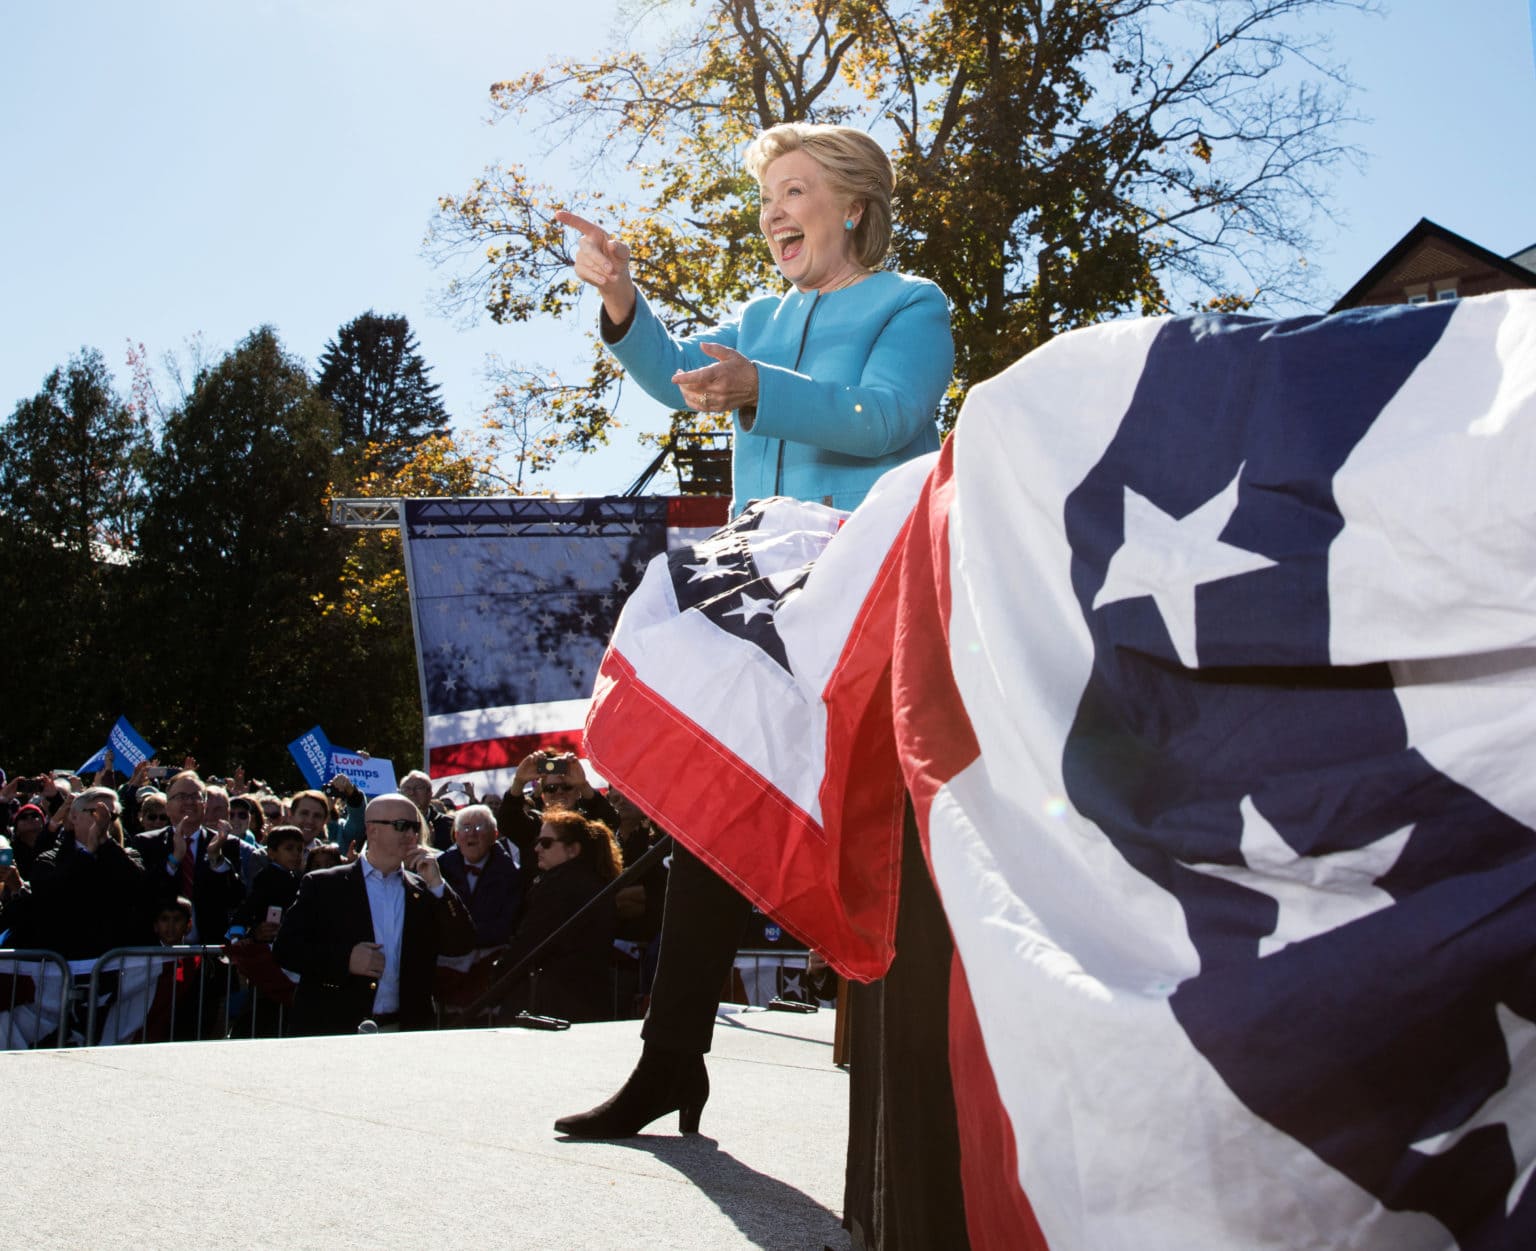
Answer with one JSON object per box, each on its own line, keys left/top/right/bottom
{"left": 492, "top": 810, "right": 622, "bottom": 1026}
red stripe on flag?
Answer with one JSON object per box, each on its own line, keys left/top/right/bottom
{"left": 950, "top": 955, "right": 1051, "bottom": 1251}
{"left": 893, "top": 440, "right": 1044, "bottom": 1246}
{"left": 815, "top": 506, "right": 912, "bottom": 973}
{"left": 429, "top": 730, "right": 584, "bottom": 778}
{"left": 585, "top": 647, "right": 899, "bottom": 981}
{"left": 665, "top": 496, "right": 731, "bottom": 527}
{"left": 894, "top": 439, "right": 980, "bottom": 830}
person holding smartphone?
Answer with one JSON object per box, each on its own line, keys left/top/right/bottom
{"left": 497, "top": 750, "right": 619, "bottom": 891}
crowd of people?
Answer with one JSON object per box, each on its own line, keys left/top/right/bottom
{"left": 0, "top": 747, "right": 674, "bottom": 1045}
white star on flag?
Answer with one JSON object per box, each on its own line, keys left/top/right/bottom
{"left": 724, "top": 594, "right": 776, "bottom": 625}
{"left": 1414, "top": 1004, "right": 1536, "bottom": 1216}
{"left": 1093, "top": 465, "right": 1276, "bottom": 667}
{"left": 1186, "top": 796, "right": 1413, "bottom": 956}
{"left": 685, "top": 551, "right": 735, "bottom": 582}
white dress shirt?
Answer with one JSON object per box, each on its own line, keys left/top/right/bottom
{"left": 360, "top": 850, "right": 444, "bottom": 1016}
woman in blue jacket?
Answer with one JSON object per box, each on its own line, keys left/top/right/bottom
{"left": 554, "top": 122, "right": 954, "bottom": 1138}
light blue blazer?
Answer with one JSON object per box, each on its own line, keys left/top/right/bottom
{"left": 605, "top": 271, "right": 954, "bottom": 514}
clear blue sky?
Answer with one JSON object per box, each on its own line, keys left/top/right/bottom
{"left": 2, "top": 0, "right": 1532, "bottom": 495}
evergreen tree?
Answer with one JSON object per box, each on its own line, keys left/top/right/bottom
{"left": 0, "top": 347, "right": 147, "bottom": 566}
{"left": 0, "top": 348, "right": 149, "bottom": 765}
{"left": 315, "top": 311, "right": 450, "bottom": 472}
{"left": 133, "top": 327, "right": 348, "bottom": 776}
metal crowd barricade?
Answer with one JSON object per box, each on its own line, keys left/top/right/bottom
{"left": 0, "top": 949, "right": 73, "bottom": 1050}
{"left": 5, "top": 942, "right": 818, "bottom": 1048}
{"left": 85, "top": 944, "right": 258, "bottom": 1045}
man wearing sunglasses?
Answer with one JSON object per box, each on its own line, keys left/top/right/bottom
{"left": 273, "top": 791, "right": 475, "bottom": 1034}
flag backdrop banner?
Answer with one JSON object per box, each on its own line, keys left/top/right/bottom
{"left": 586, "top": 292, "right": 1536, "bottom": 1249}
{"left": 400, "top": 495, "right": 726, "bottom": 798}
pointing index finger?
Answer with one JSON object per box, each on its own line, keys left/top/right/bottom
{"left": 554, "top": 210, "right": 607, "bottom": 242}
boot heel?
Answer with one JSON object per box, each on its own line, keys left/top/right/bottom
{"left": 554, "top": 1045, "right": 709, "bottom": 1139}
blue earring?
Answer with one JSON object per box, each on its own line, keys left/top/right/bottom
{"left": 844, "top": 218, "right": 855, "bottom": 231}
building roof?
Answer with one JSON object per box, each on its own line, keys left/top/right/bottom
{"left": 1331, "top": 218, "right": 1536, "bottom": 312}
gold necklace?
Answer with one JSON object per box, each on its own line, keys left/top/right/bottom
{"left": 819, "top": 267, "right": 871, "bottom": 295}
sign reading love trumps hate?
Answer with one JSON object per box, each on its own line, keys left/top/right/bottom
{"left": 329, "top": 751, "right": 397, "bottom": 796}
{"left": 287, "top": 726, "right": 398, "bottom": 796}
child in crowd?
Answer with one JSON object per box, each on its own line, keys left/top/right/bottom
{"left": 154, "top": 896, "right": 193, "bottom": 947}
{"left": 303, "top": 842, "right": 342, "bottom": 873}
{"left": 228, "top": 827, "right": 306, "bottom": 1037}
{"left": 141, "top": 896, "right": 200, "bottom": 1042}
{"left": 236, "top": 825, "right": 304, "bottom": 941}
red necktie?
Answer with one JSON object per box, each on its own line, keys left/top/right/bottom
{"left": 179, "top": 836, "right": 196, "bottom": 896}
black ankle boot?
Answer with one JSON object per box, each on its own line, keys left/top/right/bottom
{"left": 554, "top": 1043, "right": 709, "bottom": 1138}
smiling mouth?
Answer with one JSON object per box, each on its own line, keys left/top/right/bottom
{"left": 773, "top": 228, "right": 805, "bottom": 261}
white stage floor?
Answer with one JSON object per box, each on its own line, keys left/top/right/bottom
{"left": 0, "top": 1005, "right": 850, "bottom": 1250}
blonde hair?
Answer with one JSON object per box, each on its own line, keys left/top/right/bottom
{"left": 745, "top": 123, "right": 895, "bottom": 269}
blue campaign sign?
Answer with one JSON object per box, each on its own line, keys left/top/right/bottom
{"left": 79, "top": 716, "right": 156, "bottom": 775}
{"left": 287, "top": 725, "right": 335, "bottom": 789}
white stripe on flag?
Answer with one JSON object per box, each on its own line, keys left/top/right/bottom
{"left": 426, "top": 699, "right": 591, "bottom": 749}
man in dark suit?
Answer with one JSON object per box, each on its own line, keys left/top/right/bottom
{"left": 273, "top": 792, "right": 475, "bottom": 1034}
{"left": 438, "top": 804, "right": 522, "bottom": 952}
{"left": 0, "top": 787, "right": 149, "bottom": 960}
{"left": 435, "top": 804, "right": 522, "bottom": 1016}
{"left": 132, "top": 771, "right": 243, "bottom": 945}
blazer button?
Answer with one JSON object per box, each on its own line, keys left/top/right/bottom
{"left": 369, "top": 982, "right": 378, "bottom": 990}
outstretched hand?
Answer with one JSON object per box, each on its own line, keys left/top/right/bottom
{"left": 555, "top": 210, "right": 637, "bottom": 325}
{"left": 672, "top": 342, "right": 760, "bottom": 415}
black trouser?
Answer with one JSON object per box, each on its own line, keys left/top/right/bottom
{"left": 640, "top": 845, "right": 752, "bottom": 1054}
